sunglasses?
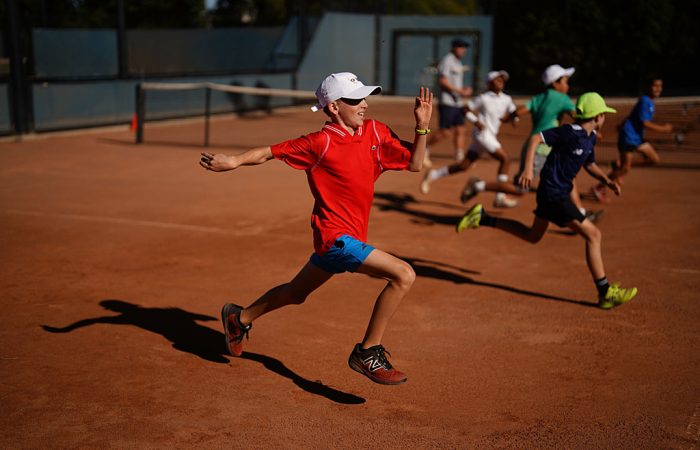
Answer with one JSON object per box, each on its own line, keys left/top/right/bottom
{"left": 339, "top": 97, "right": 365, "bottom": 106}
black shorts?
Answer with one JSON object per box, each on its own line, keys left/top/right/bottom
{"left": 534, "top": 194, "right": 585, "bottom": 227}
{"left": 617, "top": 140, "right": 645, "bottom": 153}
{"left": 438, "top": 104, "right": 465, "bottom": 129}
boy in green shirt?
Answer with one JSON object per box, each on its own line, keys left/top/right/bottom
{"left": 461, "top": 65, "right": 597, "bottom": 221}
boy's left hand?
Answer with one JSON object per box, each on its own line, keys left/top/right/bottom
{"left": 414, "top": 87, "right": 433, "bottom": 128}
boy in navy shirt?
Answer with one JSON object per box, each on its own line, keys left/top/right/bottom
{"left": 456, "top": 93, "right": 637, "bottom": 309}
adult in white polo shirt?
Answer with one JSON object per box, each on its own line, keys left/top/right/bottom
{"left": 421, "top": 70, "right": 519, "bottom": 208}
{"left": 424, "top": 38, "right": 473, "bottom": 166}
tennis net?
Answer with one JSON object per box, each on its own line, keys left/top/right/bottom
{"left": 133, "top": 82, "right": 700, "bottom": 169}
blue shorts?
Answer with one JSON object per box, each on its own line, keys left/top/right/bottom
{"left": 310, "top": 235, "right": 375, "bottom": 274}
{"left": 438, "top": 105, "right": 466, "bottom": 129}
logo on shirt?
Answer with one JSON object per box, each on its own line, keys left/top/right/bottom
{"left": 371, "top": 145, "right": 377, "bottom": 151}
{"left": 573, "top": 148, "right": 584, "bottom": 156}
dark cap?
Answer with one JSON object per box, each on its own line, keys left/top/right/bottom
{"left": 451, "top": 38, "right": 470, "bottom": 48}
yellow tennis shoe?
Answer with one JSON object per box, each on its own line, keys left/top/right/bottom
{"left": 598, "top": 283, "right": 638, "bottom": 309}
{"left": 456, "top": 204, "right": 483, "bottom": 233}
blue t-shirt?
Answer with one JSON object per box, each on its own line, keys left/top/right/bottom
{"left": 539, "top": 124, "right": 596, "bottom": 200}
{"left": 618, "top": 95, "right": 655, "bottom": 146}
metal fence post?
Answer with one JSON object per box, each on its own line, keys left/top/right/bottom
{"left": 135, "top": 84, "right": 145, "bottom": 144}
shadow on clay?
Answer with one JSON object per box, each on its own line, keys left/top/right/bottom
{"left": 41, "top": 299, "right": 366, "bottom": 404}
{"left": 399, "top": 256, "right": 595, "bottom": 308}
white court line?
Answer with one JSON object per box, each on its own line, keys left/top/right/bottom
{"left": 3, "top": 209, "right": 259, "bottom": 236}
{"left": 662, "top": 267, "right": 700, "bottom": 275}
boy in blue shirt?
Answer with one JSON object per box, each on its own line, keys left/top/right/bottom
{"left": 457, "top": 93, "right": 637, "bottom": 309}
{"left": 590, "top": 76, "right": 673, "bottom": 201}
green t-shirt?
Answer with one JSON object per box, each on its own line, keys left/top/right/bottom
{"left": 527, "top": 89, "right": 575, "bottom": 155}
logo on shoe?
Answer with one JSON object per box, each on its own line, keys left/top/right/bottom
{"left": 362, "top": 356, "right": 385, "bottom": 372}
{"left": 573, "top": 148, "right": 584, "bottom": 155}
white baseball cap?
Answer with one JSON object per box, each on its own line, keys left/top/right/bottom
{"left": 310, "top": 72, "right": 382, "bottom": 112}
{"left": 487, "top": 70, "right": 509, "bottom": 83}
{"left": 541, "top": 64, "right": 575, "bottom": 86}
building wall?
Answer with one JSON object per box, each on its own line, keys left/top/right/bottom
{"left": 295, "top": 13, "right": 377, "bottom": 92}
{"left": 2, "top": 13, "right": 493, "bottom": 134}
{"left": 295, "top": 12, "right": 492, "bottom": 96}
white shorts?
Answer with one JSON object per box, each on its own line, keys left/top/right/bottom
{"left": 468, "top": 130, "right": 502, "bottom": 156}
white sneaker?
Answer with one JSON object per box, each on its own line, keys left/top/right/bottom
{"left": 420, "top": 170, "right": 434, "bottom": 194}
{"left": 493, "top": 195, "right": 518, "bottom": 208}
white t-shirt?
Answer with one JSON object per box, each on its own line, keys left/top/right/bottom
{"left": 437, "top": 52, "right": 465, "bottom": 107}
{"left": 467, "top": 90, "right": 516, "bottom": 136}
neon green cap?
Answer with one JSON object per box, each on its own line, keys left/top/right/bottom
{"left": 574, "top": 92, "right": 617, "bottom": 119}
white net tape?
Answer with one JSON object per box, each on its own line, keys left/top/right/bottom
{"left": 139, "top": 81, "right": 416, "bottom": 103}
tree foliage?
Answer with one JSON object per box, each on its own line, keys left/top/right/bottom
{"left": 7, "top": 0, "right": 207, "bottom": 28}
{"left": 484, "top": 0, "right": 700, "bottom": 94}
{"left": 209, "top": 0, "right": 477, "bottom": 26}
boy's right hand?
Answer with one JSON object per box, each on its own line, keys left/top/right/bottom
{"left": 200, "top": 152, "right": 237, "bottom": 172}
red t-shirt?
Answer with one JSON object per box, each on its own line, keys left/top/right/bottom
{"left": 271, "top": 120, "right": 413, "bottom": 255}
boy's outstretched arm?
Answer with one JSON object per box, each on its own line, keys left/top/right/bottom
{"left": 409, "top": 86, "right": 434, "bottom": 172}
{"left": 200, "top": 146, "right": 273, "bottom": 172}
{"left": 584, "top": 162, "right": 621, "bottom": 196}
{"left": 643, "top": 120, "right": 673, "bottom": 133}
{"left": 518, "top": 133, "right": 542, "bottom": 190}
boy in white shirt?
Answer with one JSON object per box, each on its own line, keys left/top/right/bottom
{"left": 420, "top": 70, "right": 519, "bottom": 208}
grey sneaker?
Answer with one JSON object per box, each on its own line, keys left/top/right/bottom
{"left": 460, "top": 176, "right": 481, "bottom": 204}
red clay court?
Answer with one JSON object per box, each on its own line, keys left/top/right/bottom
{"left": 1, "top": 99, "right": 699, "bottom": 447}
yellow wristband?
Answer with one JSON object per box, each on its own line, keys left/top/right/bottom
{"left": 415, "top": 128, "right": 431, "bottom": 135}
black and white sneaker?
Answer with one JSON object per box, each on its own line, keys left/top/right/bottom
{"left": 221, "top": 303, "right": 251, "bottom": 357}
{"left": 348, "top": 343, "right": 407, "bottom": 385}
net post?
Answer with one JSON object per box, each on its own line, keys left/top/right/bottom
{"left": 135, "top": 83, "right": 145, "bottom": 144}
{"left": 204, "top": 86, "right": 211, "bottom": 147}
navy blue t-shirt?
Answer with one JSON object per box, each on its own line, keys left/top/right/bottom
{"left": 539, "top": 124, "right": 596, "bottom": 200}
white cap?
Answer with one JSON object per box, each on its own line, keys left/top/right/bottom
{"left": 486, "top": 70, "right": 509, "bottom": 83}
{"left": 310, "top": 72, "right": 381, "bottom": 112}
{"left": 541, "top": 64, "right": 575, "bottom": 86}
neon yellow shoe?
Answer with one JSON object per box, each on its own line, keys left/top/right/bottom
{"left": 456, "top": 204, "right": 483, "bottom": 233}
{"left": 598, "top": 283, "right": 638, "bottom": 310}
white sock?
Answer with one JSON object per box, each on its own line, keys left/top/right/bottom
{"left": 429, "top": 166, "right": 450, "bottom": 181}
{"left": 474, "top": 180, "right": 486, "bottom": 192}
{"left": 496, "top": 192, "right": 506, "bottom": 201}
{"left": 497, "top": 173, "right": 508, "bottom": 183}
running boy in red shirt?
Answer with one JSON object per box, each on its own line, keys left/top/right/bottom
{"left": 199, "top": 72, "right": 433, "bottom": 385}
